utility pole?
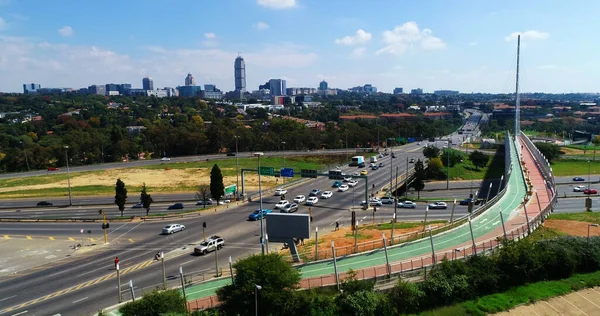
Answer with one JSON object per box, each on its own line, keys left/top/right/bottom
{"left": 234, "top": 136, "right": 240, "bottom": 200}
{"left": 64, "top": 145, "right": 73, "bottom": 206}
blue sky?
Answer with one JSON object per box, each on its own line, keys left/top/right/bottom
{"left": 1, "top": 0, "right": 599, "bottom": 94}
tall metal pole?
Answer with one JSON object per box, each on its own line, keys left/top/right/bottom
{"left": 485, "top": 183, "right": 493, "bottom": 203}
{"left": 391, "top": 213, "right": 396, "bottom": 246}
{"left": 64, "top": 145, "right": 73, "bottom": 206}
{"left": 315, "top": 227, "right": 319, "bottom": 261}
{"left": 281, "top": 141, "right": 286, "bottom": 185}
{"left": 255, "top": 153, "right": 265, "bottom": 255}
{"left": 523, "top": 200, "right": 531, "bottom": 235}
{"left": 496, "top": 175, "right": 504, "bottom": 196}
{"left": 394, "top": 166, "right": 399, "bottom": 218}
{"left": 514, "top": 34, "right": 521, "bottom": 141}
{"left": 116, "top": 263, "right": 122, "bottom": 303}
{"left": 235, "top": 136, "right": 240, "bottom": 200}
{"left": 499, "top": 211, "right": 507, "bottom": 240}
{"left": 229, "top": 256, "right": 234, "bottom": 284}
{"left": 389, "top": 138, "right": 394, "bottom": 196}
{"left": 468, "top": 216, "right": 477, "bottom": 255}
{"left": 429, "top": 229, "right": 436, "bottom": 265}
{"left": 450, "top": 199, "right": 456, "bottom": 224}
{"left": 422, "top": 206, "right": 429, "bottom": 232}
{"left": 161, "top": 252, "right": 166, "bottom": 290}
{"left": 382, "top": 233, "right": 391, "bottom": 277}
{"left": 214, "top": 241, "right": 220, "bottom": 277}
{"left": 332, "top": 241, "right": 340, "bottom": 290}
{"left": 405, "top": 156, "right": 409, "bottom": 199}
{"left": 179, "top": 266, "right": 187, "bottom": 301}
{"left": 446, "top": 140, "right": 450, "bottom": 190}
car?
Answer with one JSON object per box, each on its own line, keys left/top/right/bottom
{"left": 168, "top": 203, "right": 184, "bottom": 210}
{"left": 305, "top": 196, "right": 319, "bottom": 205}
{"left": 352, "top": 172, "right": 360, "bottom": 177}
{"left": 361, "top": 199, "right": 383, "bottom": 207}
{"left": 36, "top": 201, "right": 53, "bottom": 206}
{"left": 293, "top": 195, "right": 306, "bottom": 203}
{"left": 280, "top": 203, "right": 299, "bottom": 213}
{"left": 379, "top": 162, "right": 384, "bottom": 167}
{"left": 162, "top": 224, "right": 185, "bottom": 234}
{"left": 218, "top": 199, "right": 231, "bottom": 205}
{"left": 369, "top": 163, "right": 376, "bottom": 168}
{"left": 391, "top": 153, "right": 397, "bottom": 158}
{"left": 274, "top": 188, "right": 288, "bottom": 196}
{"left": 371, "top": 165, "right": 379, "bottom": 170}
{"left": 194, "top": 236, "right": 225, "bottom": 255}
{"left": 347, "top": 180, "right": 359, "bottom": 187}
{"left": 380, "top": 196, "right": 395, "bottom": 204}
{"left": 409, "top": 158, "right": 415, "bottom": 163}
{"left": 226, "top": 153, "right": 236, "bottom": 156}
{"left": 275, "top": 200, "right": 290, "bottom": 209}
{"left": 196, "top": 199, "right": 214, "bottom": 205}
{"left": 248, "top": 209, "right": 272, "bottom": 220}
{"left": 584, "top": 189, "right": 598, "bottom": 195}
{"left": 360, "top": 170, "right": 368, "bottom": 175}
{"left": 428, "top": 202, "right": 448, "bottom": 209}
{"left": 309, "top": 189, "right": 321, "bottom": 196}
{"left": 398, "top": 201, "right": 417, "bottom": 208}
{"left": 332, "top": 181, "right": 343, "bottom": 188}
{"left": 321, "top": 191, "right": 333, "bottom": 199}
{"left": 358, "top": 162, "right": 365, "bottom": 168}
{"left": 47, "top": 167, "right": 59, "bottom": 171}
{"left": 132, "top": 202, "right": 144, "bottom": 208}
{"left": 417, "top": 142, "right": 422, "bottom": 145}
{"left": 161, "top": 157, "right": 171, "bottom": 161}
{"left": 459, "top": 198, "right": 480, "bottom": 206}
{"left": 573, "top": 177, "right": 585, "bottom": 181}
{"left": 343, "top": 176, "right": 353, "bottom": 182}
{"left": 378, "top": 153, "right": 384, "bottom": 158}
{"left": 573, "top": 185, "right": 587, "bottom": 192}
{"left": 338, "top": 184, "right": 349, "bottom": 192}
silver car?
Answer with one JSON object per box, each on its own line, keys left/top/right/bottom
{"left": 162, "top": 224, "right": 185, "bottom": 235}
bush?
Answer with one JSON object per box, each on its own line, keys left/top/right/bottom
{"left": 340, "top": 269, "right": 375, "bottom": 294}
{"left": 119, "top": 289, "right": 187, "bottom": 316}
{"left": 387, "top": 279, "right": 425, "bottom": 314}
{"left": 335, "top": 290, "right": 383, "bottom": 316}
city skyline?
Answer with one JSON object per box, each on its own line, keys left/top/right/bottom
{"left": 0, "top": 0, "right": 599, "bottom": 94}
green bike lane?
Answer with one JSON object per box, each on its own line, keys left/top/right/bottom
{"left": 184, "top": 139, "right": 526, "bottom": 300}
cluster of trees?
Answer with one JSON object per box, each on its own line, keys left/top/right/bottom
{"left": 116, "top": 236, "right": 600, "bottom": 316}
{"left": 534, "top": 142, "right": 563, "bottom": 163}
{"left": 0, "top": 94, "right": 462, "bottom": 172}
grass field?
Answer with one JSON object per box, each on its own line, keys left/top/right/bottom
{"left": 549, "top": 159, "right": 600, "bottom": 176}
{"left": 525, "top": 226, "right": 566, "bottom": 242}
{"left": 547, "top": 212, "right": 600, "bottom": 223}
{"left": 419, "top": 270, "right": 600, "bottom": 316}
{"left": 444, "top": 150, "right": 504, "bottom": 180}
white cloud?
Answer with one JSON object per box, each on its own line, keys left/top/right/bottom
{"left": 257, "top": 0, "right": 297, "bottom": 9}
{"left": 204, "top": 33, "right": 216, "bottom": 39}
{"left": 351, "top": 47, "right": 366, "bottom": 57}
{"left": 376, "top": 22, "right": 445, "bottom": 56}
{"left": 468, "top": 42, "right": 478, "bottom": 46}
{"left": 335, "top": 29, "right": 372, "bottom": 45}
{"left": 254, "top": 21, "right": 270, "bottom": 30}
{"left": 0, "top": 17, "right": 7, "bottom": 31}
{"left": 504, "top": 30, "right": 549, "bottom": 42}
{"left": 58, "top": 26, "right": 74, "bottom": 37}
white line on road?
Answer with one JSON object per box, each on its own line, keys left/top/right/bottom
{"left": 180, "top": 260, "right": 195, "bottom": 266}
{"left": 0, "top": 295, "right": 16, "bottom": 302}
{"left": 362, "top": 216, "right": 367, "bottom": 220}
{"left": 111, "top": 221, "right": 144, "bottom": 241}
{"left": 330, "top": 217, "right": 343, "bottom": 226}
{"left": 77, "top": 269, "right": 97, "bottom": 277}
{"left": 11, "top": 311, "right": 28, "bottom": 316}
{"left": 72, "top": 297, "right": 88, "bottom": 304}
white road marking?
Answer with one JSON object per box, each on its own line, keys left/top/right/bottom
{"left": 72, "top": 297, "right": 88, "bottom": 304}
{"left": 77, "top": 269, "right": 97, "bottom": 277}
{"left": 180, "top": 260, "right": 195, "bottom": 266}
{"left": 0, "top": 295, "right": 16, "bottom": 302}
{"left": 11, "top": 311, "right": 28, "bottom": 316}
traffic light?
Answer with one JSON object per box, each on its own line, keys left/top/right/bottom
{"left": 203, "top": 222, "right": 207, "bottom": 228}
{"left": 102, "top": 223, "right": 110, "bottom": 229}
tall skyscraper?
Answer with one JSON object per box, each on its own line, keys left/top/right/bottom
{"left": 234, "top": 55, "right": 246, "bottom": 92}
{"left": 268, "top": 79, "right": 286, "bottom": 96}
{"left": 319, "top": 80, "right": 328, "bottom": 91}
{"left": 185, "top": 73, "right": 196, "bottom": 86}
{"left": 142, "top": 77, "right": 154, "bottom": 90}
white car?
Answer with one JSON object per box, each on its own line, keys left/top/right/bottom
{"left": 343, "top": 176, "right": 353, "bottom": 182}
{"left": 275, "top": 200, "right": 290, "bottom": 209}
{"left": 274, "top": 188, "right": 288, "bottom": 196}
{"left": 352, "top": 172, "right": 360, "bottom": 177}
{"left": 380, "top": 196, "right": 395, "bottom": 204}
{"left": 161, "top": 157, "right": 171, "bottom": 161}
{"left": 338, "top": 184, "right": 349, "bottom": 192}
{"left": 305, "top": 196, "right": 319, "bottom": 205}
{"left": 428, "top": 202, "right": 448, "bottom": 209}
{"left": 347, "top": 180, "right": 359, "bottom": 187}
{"left": 361, "top": 199, "right": 382, "bottom": 207}
{"left": 398, "top": 201, "right": 417, "bottom": 208}
{"left": 162, "top": 224, "right": 185, "bottom": 235}
{"left": 293, "top": 195, "right": 306, "bottom": 203}
{"left": 321, "top": 191, "right": 333, "bottom": 199}
{"left": 194, "top": 236, "right": 224, "bottom": 255}
{"left": 573, "top": 185, "right": 587, "bottom": 192}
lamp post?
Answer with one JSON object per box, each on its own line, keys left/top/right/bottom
{"left": 234, "top": 136, "right": 240, "bottom": 200}
{"left": 255, "top": 284, "right": 262, "bottom": 316}
{"left": 281, "top": 141, "right": 286, "bottom": 185}
{"left": 388, "top": 138, "right": 394, "bottom": 197}
{"left": 588, "top": 160, "right": 591, "bottom": 191}
{"left": 462, "top": 160, "right": 474, "bottom": 197}
{"left": 588, "top": 224, "right": 599, "bottom": 242}
{"left": 254, "top": 152, "right": 265, "bottom": 255}
{"left": 64, "top": 145, "right": 73, "bottom": 206}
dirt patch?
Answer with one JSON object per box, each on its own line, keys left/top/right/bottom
{"left": 544, "top": 219, "right": 600, "bottom": 237}
{"left": 560, "top": 147, "right": 585, "bottom": 156}
{"left": 0, "top": 168, "right": 281, "bottom": 193}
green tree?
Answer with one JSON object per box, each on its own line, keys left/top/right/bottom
{"left": 534, "top": 142, "right": 562, "bottom": 163}
{"left": 388, "top": 279, "right": 425, "bottom": 314}
{"left": 423, "top": 145, "right": 440, "bottom": 159}
{"left": 441, "top": 148, "right": 465, "bottom": 167}
{"left": 115, "top": 178, "right": 127, "bottom": 217}
{"left": 196, "top": 184, "right": 211, "bottom": 208}
{"left": 335, "top": 291, "right": 382, "bottom": 316}
{"left": 217, "top": 253, "right": 301, "bottom": 316}
{"left": 140, "top": 183, "right": 153, "bottom": 216}
{"left": 469, "top": 150, "right": 489, "bottom": 170}
{"left": 412, "top": 159, "right": 427, "bottom": 198}
{"left": 210, "top": 164, "right": 225, "bottom": 205}
{"left": 119, "top": 289, "right": 187, "bottom": 316}
{"left": 427, "top": 157, "right": 444, "bottom": 179}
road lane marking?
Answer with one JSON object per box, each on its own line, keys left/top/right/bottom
{"left": 26, "top": 236, "right": 32, "bottom": 240}
{"left": 68, "top": 237, "right": 75, "bottom": 241}
{"left": 48, "top": 237, "right": 55, "bottom": 241}
{"left": 72, "top": 297, "right": 88, "bottom": 304}
{"left": 3, "top": 235, "right": 8, "bottom": 239}
{"left": 0, "top": 295, "right": 16, "bottom": 302}
{"left": 10, "top": 311, "right": 27, "bottom": 316}
{"left": 129, "top": 238, "right": 134, "bottom": 243}
{"left": 181, "top": 260, "right": 195, "bottom": 266}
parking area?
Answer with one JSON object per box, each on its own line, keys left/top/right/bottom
{"left": 492, "top": 287, "right": 600, "bottom": 316}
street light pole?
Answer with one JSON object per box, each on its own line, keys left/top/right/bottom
{"left": 588, "top": 224, "right": 599, "bottom": 242}
{"left": 446, "top": 140, "right": 450, "bottom": 190}
{"left": 255, "top": 284, "right": 262, "bottom": 316}
{"left": 235, "top": 136, "right": 240, "bottom": 200}
{"left": 388, "top": 138, "right": 394, "bottom": 197}
{"left": 64, "top": 145, "right": 73, "bottom": 206}
{"left": 281, "top": 141, "right": 286, "bottom": 185}
{"left": 462, "top": 160, "right": 474, "bottom": 197}
{"left": 254, "top": 152, "right": 265, "bottom": 255}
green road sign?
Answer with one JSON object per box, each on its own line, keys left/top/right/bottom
{"left": 225, "top": 184, "right": 236, "bottom": 194}
{"left": 301, "top": 169, "right": 318, "bottom": 178}
{"left": 259, "top": 166, "right": 275, "bottom": 176}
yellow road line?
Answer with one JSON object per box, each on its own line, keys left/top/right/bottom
{"left": 3, "top": 235, "right": 8, "bottom": 239}
{"left": 26, "top": 236, "right": 32, "bottom": 240}
{"left": 48, "top": 236, "right": 55, "bottom": 240}
{"left": 90, "top": 238, "right": 96, "bottom": 242}
{"left": 129, "top": 238, "right": 134, "bottom": 243}
{"left": 68, "top": 237, "right": 75, "bottom": 241}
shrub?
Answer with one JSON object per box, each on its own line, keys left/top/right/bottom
{"left": 387, "top": 279, "right": 425, "bottom": 314}
{"left": 119, "top": 289, "right": 187, "bottom": 316}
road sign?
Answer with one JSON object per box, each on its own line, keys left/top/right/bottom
{"left": 225, "top": 184, "right": 236, "bottom": 194}
{"left": 328, "top": 170, "right": 343, "bottom": 180}
{"left": 281, "top": 168, "right": 294, "bottom": 178}
{"left": 259, "top": 166, "right": 275, "bottom": 176}
{"left": 301, "top": 169, "right": 318, "bottom": 178}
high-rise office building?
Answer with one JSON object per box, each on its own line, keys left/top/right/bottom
{"left": 393, "top": 87, "right": 403, "bottom": 94}
{"left": 234, "top": 56, "right": 246, "bottom": 92}
{"left": 263, "top": 79, "right": 286, "bottom": 96}
{"left": 88, "top": 85, "right": 106, "bottom": 95}
{"left": 142, "top": 77, "right": 154, "bottom": 90}
{"left": 319, "top": 80, "right": 328, "bottom": 91}
{"left": 23, "top": 83, "right": 41, "bottom": 94}
{"left": 185, "top": 73, "right": 196, "bottom": 86}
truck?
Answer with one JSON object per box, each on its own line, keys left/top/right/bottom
{"left": 370, "top": 156, "right": 377, "bottom": 163}
{"left": 194, "top": 236, "right": 225, "bottom": 255}
{"left": 351, "top": 156, "right": 365, "bottom": 166}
